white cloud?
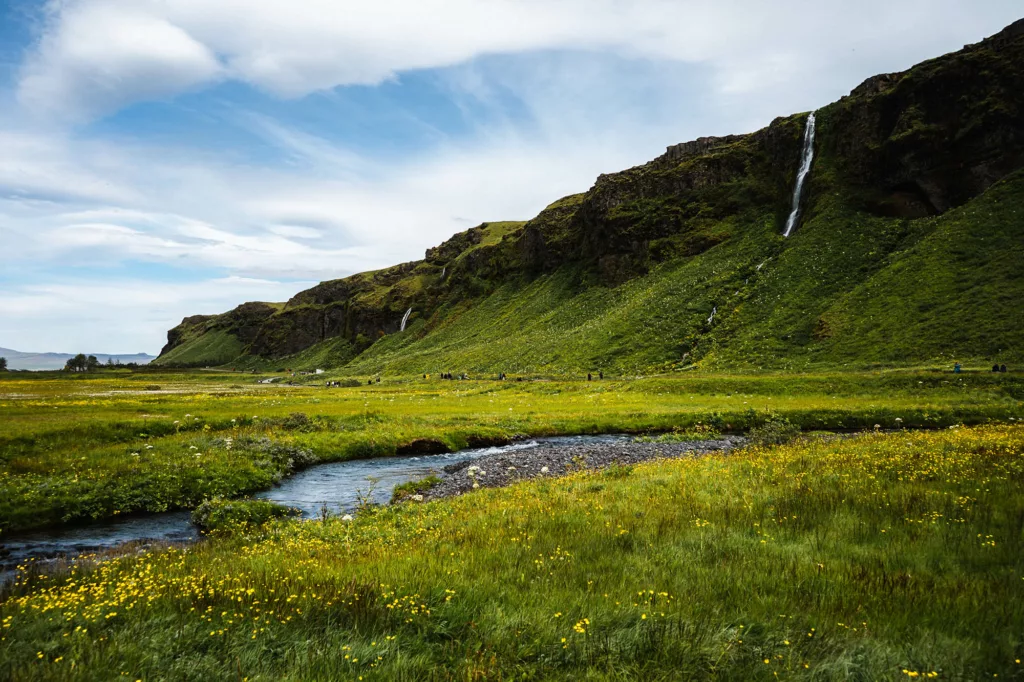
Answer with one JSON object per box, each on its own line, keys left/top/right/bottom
{"left": 0, "top": 277, "right": 314, "bottom": 353}
{"left": 19, "top": 2, "right": 222, "bottom": 120}
{"left": 2, "top": 120, "right": 643, "bottom": 281}
{"left": 19, "top": 0, "right": 1022, "bottom": 120}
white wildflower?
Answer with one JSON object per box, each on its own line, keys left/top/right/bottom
{"left": 341, "top": 514, "right": 354, "bottom": 522}
{"left": 541, "top": 466, "right": 549, "bottom": 474}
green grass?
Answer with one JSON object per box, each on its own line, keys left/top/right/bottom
{"left": 1, "top": 368, "right": 1021, "bottom": 533}
{"left": 152, "top": 328, "right": 244, "bottom": 367}
{"left": 3, "top": 424, "right": 1023, "bottom": 679}
{"left": 816, "top": 171, "right": 1024, "bottom": 363}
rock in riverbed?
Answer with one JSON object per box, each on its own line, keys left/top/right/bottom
{"left": 426, "top": 435, "right": 745, "bottom": 500}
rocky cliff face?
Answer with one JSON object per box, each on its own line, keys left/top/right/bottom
{"left": 820, "top": 18, "right": 1024, "bottom": 217}
{"left": 156, "top": 20, "right": 1024, "bottom": 367}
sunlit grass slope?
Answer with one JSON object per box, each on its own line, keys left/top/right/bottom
{"left": 3, "top": 425, "right": 1023, "bottom": 680}
{"left": 154, "top": 329, "right": 245, "bottom": 367}
{"left": 2, "top": 370, "right": 1021, "bottom": 532}
{"left": 343, "top": 173, "right": 1024, "bottom": 375}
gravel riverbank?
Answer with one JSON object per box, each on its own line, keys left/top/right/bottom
{"left": 425, "top": 435, "right": 746, "bottom": 500}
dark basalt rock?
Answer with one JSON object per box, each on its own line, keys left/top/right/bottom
{"left": 821, "top": 23, "right": 1024, "bottom": 217}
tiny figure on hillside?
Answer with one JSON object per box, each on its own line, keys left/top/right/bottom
{"left": 368, "top": 379, "right": 373, "bottom": 385}
{"left": 376, "top": 376, "right": 381, "bottom": 384}
{"left": 1001, "top": 364, "right": 1008, "bottom": 373}
{"left": 599, "top": 370, "right": 603, "bottom": 380}
{"left": 587, "top": 373, "right": 592, "bottom": 381}
{"left": 993, "top": 364, "right": 1000, "bottom": 372}
{"left": 954, "top": 362, "right": 961, "bottom": 373}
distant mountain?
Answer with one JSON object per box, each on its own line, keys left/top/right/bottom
{"left": 156, "top": 19, "right": 1024, "bottom": 373}
{"left": 0, "top": 348, "right": 156, "bottom": 371}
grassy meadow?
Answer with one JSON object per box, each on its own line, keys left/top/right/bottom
{"left": 2, "top": 422, "right": 1024, "bottom": 679}
{"left": 1, "top": 368, "right": 1021, "bottom": 533}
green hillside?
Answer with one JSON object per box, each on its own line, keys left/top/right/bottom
{"left": 154, "top": 20, "right": 1024, "bottom": 374}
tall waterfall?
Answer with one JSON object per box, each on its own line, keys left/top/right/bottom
{"left": 783, "top": 112, "right": 817, "bottom": 238}
{"left": 400, "top": 308, "right": 412, "bottom": 332}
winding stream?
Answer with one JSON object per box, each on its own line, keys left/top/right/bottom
{"left": 1, "top": 435, "right": 629, "bottom": 581}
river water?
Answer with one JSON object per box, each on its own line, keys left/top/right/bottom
{"left": 1, "top": 435, "right": 630, "bottom": 582}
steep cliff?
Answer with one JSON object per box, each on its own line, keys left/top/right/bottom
{"left": 154, "top": 20, "right": 1024, "bottom": 372}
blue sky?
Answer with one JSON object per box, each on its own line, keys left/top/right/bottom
{"left": 1, "top": 0, "right": 1021, "bottom": 354}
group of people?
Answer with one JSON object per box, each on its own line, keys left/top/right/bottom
{"left": 587, "top": 371, "right": 604, "bottom": 381}
{"left": 953, "top": 363, "right": 1010, "bottom": 373}
{"left": 440, "top": 372, "right": 468, "bottom": 380}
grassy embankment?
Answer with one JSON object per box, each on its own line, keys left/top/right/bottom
{"left": 2, "top": 424, "right": 1023, "bottom": 679}
{"left": 1, "top": 369, "right": 1021, "bottom": 533}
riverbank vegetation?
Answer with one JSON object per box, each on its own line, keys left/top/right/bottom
{"left": 2, "top": 368, "right": 1022, "bottom": 532}
{"left": 2, "top": 424, "right": 1023, "bottom": 679}
{"left": 1, "top": 368, "right": 1021, "bottom": 533}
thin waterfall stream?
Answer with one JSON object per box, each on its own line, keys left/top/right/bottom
{"left": 399, "top": 307, "right": 412, "bottom": 332}
{"left": 783, "top": 112, "right": 817, "bottom": 237}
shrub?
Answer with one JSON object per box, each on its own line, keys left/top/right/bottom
{"left": 603, "top": 462, "right": 634, "bottom": 479}
{"left": 282, "top": 412, "right": 312, "bottom": 430}
{"left": 747, "top": 414, "right": 801, "bottom": 447}
{"left": 391, "top": 475, "right": 441, "bottom": 503}
{"left": 191, "top": 498, "right": 297, "bottom": 533}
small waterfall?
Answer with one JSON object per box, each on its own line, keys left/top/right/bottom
{"left": 400, "top": 308, "right": 412, "bottom": 332}
{"left": 441, "top": 266, "right": 446, "bottom": 278}
{"left": 706, "top": 306, "right": 717, "bottom": 325}
{"left": 783, "top": 112, "right": 817, "bottom": 238}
